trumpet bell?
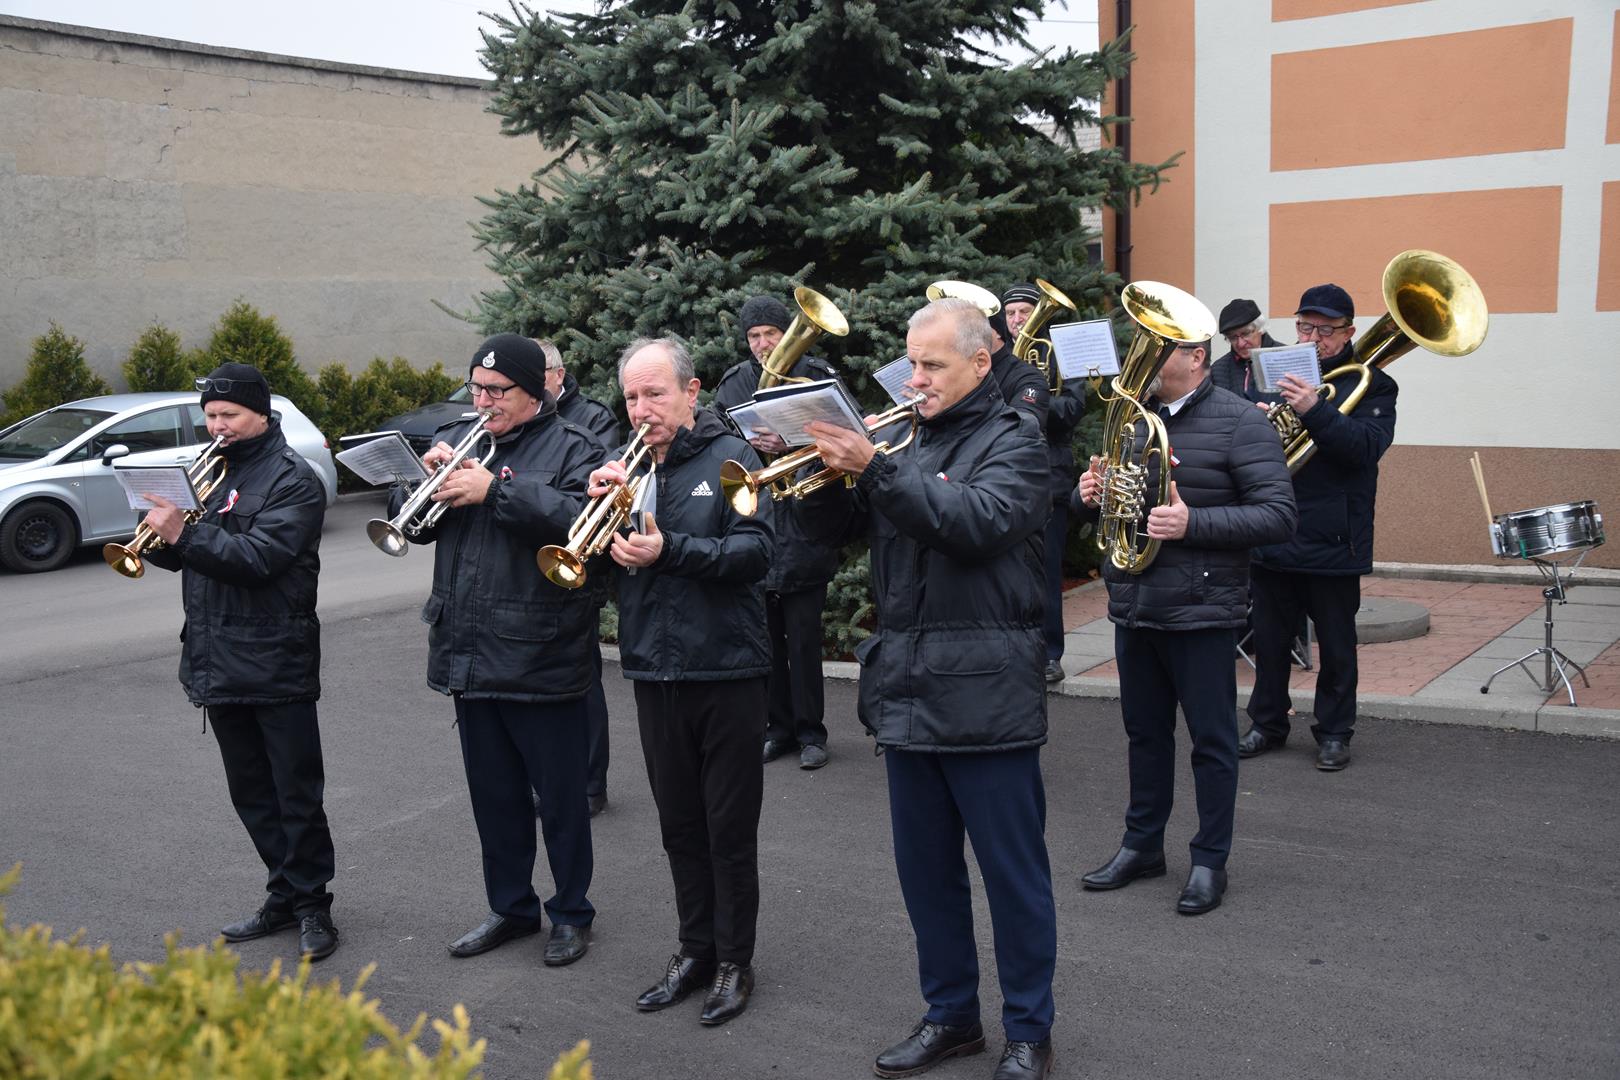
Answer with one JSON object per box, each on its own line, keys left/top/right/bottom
{"left": 102, "top": 543, "right": 145, "bottom": 578}
{"left": 537, "top": 545, "right": 587, "bottom": 590}
{"left": 719, "top": 460, "right": 760, "bottom": 517}
{"left": 366, "top": 518, "right": 410, "bottom": 557}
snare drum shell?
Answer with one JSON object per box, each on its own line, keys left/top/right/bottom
{"left": 1491, "top": 501, "right": 1605, "bottom": 560}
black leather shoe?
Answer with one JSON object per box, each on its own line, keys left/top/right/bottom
{"left": 220, "top": 905, "right": 298, "bottom": 943}
{"left": 543, "top": 923, "right": 590, "bottom": 966}
{"left": 698, "top": 961, "right": 753, "bottom": 1025}
{"left": 447, "top": 913, "right": 541, "bottom": 958}
{"left": 1081, "top": 846, "right": 1167, "bottom": 891}
{"left": 636, "top": 953, "right": 716, "bottom": 1012}
{"left": 799, "top": 744, "right": 829, "bottom": 770}
{"left": 1044, "top": 661, "right": 1066, "bottom": 684}
{"left": 1316, "top": 737, "right": 1350, "bottom": 771}
{"left": 1238, "top": 726, "right": 1285, "bottom": 758}
{"left": 1176, "top": 865, "right": 1227, "bottom": 915}
{"left": 299, "top": 912, "right": 339, "bottom": 961}
{"left": 762, "top": 737, "right": 796, "bottom": 764}
{"left": 588, "top": 791, "right": 608, "bottom": 816}
{"left": 992, "top": 1038, "right": 1054, "bottom": 1080}
{"left": 873, "top": 1019, "right": 986, "bottom": 1077}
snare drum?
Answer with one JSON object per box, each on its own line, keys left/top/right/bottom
{"left": 1490, "top": 501, "right": 1605, "bottom": 559}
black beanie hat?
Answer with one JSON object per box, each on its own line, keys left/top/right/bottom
{"left": 470, "top": 333, "right": 548, "bottom": 399}
{"left": 738, "top": 295, "right": 792, "bottom": 335}
{"left": 198, "top": 362, "right": 272, "bottom": 416}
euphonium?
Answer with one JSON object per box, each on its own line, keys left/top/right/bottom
{"left": 1096, "top": 281, "right": 1217, "bottom": 575}
{"left": 103, "top": 435, "right": 229, "bottom": 579}
{"left": 718, "top": 400, "right": 922, "bottom": 516}
{"left": 1010, "top": 278, "right": 1078, "bottom": 389}
{"left": 1269, "top": 249, "right": 1487, "bottom": 473}
{"left": 925, "top": 280, "right": 1001, "bottom": 317}
{"left": 537, "top": 423, "right": 656, "bottom": 589}
{"left": 757, "top": 286, "right": 850, "bottom": 390}
{"left": 366, "top": 413, "right": 498, "bottom": 556}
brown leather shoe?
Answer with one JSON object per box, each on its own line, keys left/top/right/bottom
{"left": 636, "top": 953, "right": 716, "bottom": 1012}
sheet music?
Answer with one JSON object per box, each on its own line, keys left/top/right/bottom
{"left": 723, "top": 402, "right": 770, "bottom": 441}
{"left": 114, "top": 465, "right": 202, "bottom": 512}
{"left": 336, "top": 432, "right": 430, "bottom": 487}
{"left": 873, "top": 355, "right": 916, "bottom": 405}
{"left": 744, "top": 380, "right": 868, "bottom": 447}
{"left": 1048, "top": 319, "right": 1122, "bottom": 379}
{"left": 1254, "top": 345, "right": 1323, "bottom": 393}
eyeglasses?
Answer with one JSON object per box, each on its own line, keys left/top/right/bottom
{"left": 1223, "top": 330, "right": 1258, "bottom": 344}
{"left": 463, "top": 379, "right": 519, "bottom": 400}
{"left": 1295, "top": 320, "right": 1350, "bottom": 338}
{"left": 195, "top": 377, "right": 250, "bottom": 392}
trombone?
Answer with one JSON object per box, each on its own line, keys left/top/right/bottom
{"left": 103, "top": 435, "right": 228, "bottom": 579}
{"left": 719, "top": 400, "right": 922, "bottom": 517}
{"left": 537, "top": 423, "right": 655, "bottom": 589}
{"left": 1010, "top": 278, "right": 1078, "bottom": 389}
{"left": 366, "top": 413, "right": 497, "bottom": 557}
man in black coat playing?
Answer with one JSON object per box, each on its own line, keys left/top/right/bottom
{"left": 800, "top": 298, "right": 1057, "bottom": 1080}
{"left": 141, "top": 363, "right": 338, "bottom": 961}
{"left": 1076, "top": 331, "right": 1296, "bottom": 915}
{"left": 1239, "top": 284, "right": 1398, "bottom": 772}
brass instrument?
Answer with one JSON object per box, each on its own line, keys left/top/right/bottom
{"left": 103, "top": 436, "right": 229, "bottom": 579}
{"left": 1096, "top": 281, "right": 1217, "bottom": 575}
{"left": 925, "top": 280, "right": 1001, "bottom": 317}
{"left": 1010, "top": 278, "right": 1078, "bottom": 388}
{"left": 537, "top": 423, "right": 656, "bottom": 588}
{"left": 366, "top": 413, "right": 498, "bottom": 556}
{"left": 1270, "top": 249, "right": 1487, "bottom": 473}
{"left": 756, "top": 286, "right": 850, "bottom": 391}
{"left": 718, "top": 400, "right": 922, "bottom": 516}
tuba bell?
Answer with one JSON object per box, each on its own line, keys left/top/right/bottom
{"left": 1010, "top": 278, "right": 1079, "bottom": 390}
{"left": 757, "top": 286, "right": 850, "bottom": 391}
{"left": 925, "top": 280, "right": 1001, "bottom": 317}
{"left": 1096, "top": 281, "right": 1217, "bottom": 574}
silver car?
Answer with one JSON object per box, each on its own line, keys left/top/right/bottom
{"left": 0, "top": 392, "right": 337, "bottom": 573}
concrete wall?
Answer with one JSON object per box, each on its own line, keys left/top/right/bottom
{"left": 0, "top": 16, "right": 551, "bottom": 383}
{"left": 1098, "top": 0, "right": 1620, "bottom": 568}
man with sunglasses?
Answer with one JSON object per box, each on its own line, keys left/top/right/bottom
{"left": 1240, "top": 284, "right": 1398, "bottom": 772}
{"left": 390, "top": 334, "right": 607, "bottom": 966}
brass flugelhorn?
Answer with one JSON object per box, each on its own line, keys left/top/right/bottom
{"left": 366, "top": 413, "right": 497, "bottom": 557}
{"left": 537, "top": 423, "right": 655, "bottom": 589}
{"left": 103, "top": 435, "right": 229, "bottom": 579}
{"left": 1011, "top": 278, "right": 1078, "bottom": 389}
{"left": 757, "top": 286, "right": 850, "bottom": 391}
{"left": 719, "top": 399, "right": 922, "bottom": 516}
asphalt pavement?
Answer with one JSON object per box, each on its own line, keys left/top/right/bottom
{"left": 2, "top": 497, "right": 1618, "bottom": 1079}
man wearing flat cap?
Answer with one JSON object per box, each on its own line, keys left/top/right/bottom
{"left": 139, "top": 362, "right": 339, "bottom": 962}
{"left": 1241, "top": 284, "right": 1397, "bottom": 772}
{"left": 713, "top": 295, "right": 843, "bottom": 770}
{"left": 389, "top": 333, "right": 608, "bottom": 965}
{"left": 1211, "top": 298, "right": 1279, "bottom": 396}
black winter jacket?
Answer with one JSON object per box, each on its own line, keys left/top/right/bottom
{"left": 614, "top": 408, "right": 775, "bottom": 681}
{"left": 555, "top": 373, "right": 621, "bottom": 448}
{"left": 800, "top": 376, "right": 1049, "bottom": 753}
{"left": 990, "top": 345, "right": 1049, "bottom": 436}
{"left": 147, "top": 420, "right": 325, "bottom": 706}
{"left": 1079, "top": 379, "right": 1296, "bottom": 631}
{"left": 393, "top": 402, "right": 605, "bottom": 701}
{"left": 1044, "top": 358, "right": 1085, "bottom": 503}
{"left": 1247, "top": 343, "right": 1397, "bottom": 575}
{"left": 1209, "top": 333, "right": 1280, "bottom": 396}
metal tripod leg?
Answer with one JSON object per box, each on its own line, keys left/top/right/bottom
{"left": 1479, "top": 569, "right": 1591, "bottom": 705}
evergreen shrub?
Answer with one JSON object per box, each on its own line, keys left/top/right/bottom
{"left": 0, "top": 324, "right": 112, "bottom": 429}
{"left": 121, "top": 322, "right": 194, "bottom": 393}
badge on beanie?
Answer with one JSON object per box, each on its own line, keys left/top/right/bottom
{"left": 219, "top": 488, "right": 239, "bottom": 514}
{"left": 481, "top": 351, "right": 497, "bottom": 368}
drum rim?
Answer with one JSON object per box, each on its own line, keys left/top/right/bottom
{"left": 1494, "top": 500, "right": 1599, "bottom": 522}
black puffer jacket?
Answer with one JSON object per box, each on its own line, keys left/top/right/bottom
{"left": 392, "top": 402, "right": 606, "bottom": 702}
{"left": 1248, "top": 343, "right": 1397, "bottom": 575}
{"left": 799, "top": 376, "right": 1049, "bottom": 753}
{"left": 1209, "top": 333, "right": 1280, "bottom": 395}
{"left": 614, "top": 408, "right": 775, "bottom": 681}
{"left": 1080, "top": 379, "right": 1297, "bottom": 631}
{"left": 146, "top": 420, "right": 325, "bottom": 706}
{"left": 555, "top": 373, "right": 621, "bottom": 448}
{"left": 990, "top": 345, "right": 1049, "bottom": 435}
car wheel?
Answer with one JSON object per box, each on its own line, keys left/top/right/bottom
{"left": 0, "top": 500, "right": 79, "bottom": 573}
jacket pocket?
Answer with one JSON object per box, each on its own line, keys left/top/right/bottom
{"left": 922, "top": 635, "right": 1009, "bottom": 677}
{"left": 491, "top": 602, "right": 559, "bottom": 642}
{"left": 421, "top": 593, "right": 445, "bottom": 626}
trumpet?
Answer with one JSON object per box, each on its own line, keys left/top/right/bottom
{"left": 366, "top": 413, "right": 497, "bottom": 557}
{"left": 719, "top": 400, "right": 922, "bottom": 516}
{"left": 537, "top": 423, "right": 656, "bottom": 589}
{"left": 1010, "top": 278, "right": 1078, "bottom": 389}
{"left": 103, "top": 436, "right": 229, "bottom": 579}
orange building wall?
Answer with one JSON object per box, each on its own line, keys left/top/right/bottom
{"left": 1609, "top": 10, "right": 1620, "bottom": 145}
{"left": 1600, "top": 182, "right": 1620, "bottom": 312}
{"left": 1273, "top": 0, "right": 1425, "bottom": 19}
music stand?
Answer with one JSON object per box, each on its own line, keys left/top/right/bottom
{"left": 1480, "top": 547, "right": 1593, "bottom": 706}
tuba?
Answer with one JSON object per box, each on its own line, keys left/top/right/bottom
{"left": 757, "top": 286, "right": 850, "bottom": 391}
{"left": 103, "top": 435, "right": 229, "bottom": 578}
{"left": 925, "top": 280, "right": 1001, "bottom": 317}
{"left": 1096, "top": 281, "right": 1217, "bottom": 575}
{"left": 536, "top": 423, "right": 655, "bottom": 589}
{"left": 718, "top": 399, "right": 922, "bottom": 516}
{"left": 366, "top": 413, "right": 498, "bottom": 556}
{"left": 1270, "top": 249, "right": 1488, "bottom": 473}
{"left": 1010, "top": 278, "right": 1079, "bottom": 390}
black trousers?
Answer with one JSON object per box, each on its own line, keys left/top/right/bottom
{"left": 765, "top": 587, "right": 828, "bottom": 748}
{"left": 207, "top": 702, "right": 335, "bottom": 915}
{"left": 584, "top": 639, "right": 610, "bottom": 797}
{"left": 634, "top": 678, "right": 766, "bottom": 966}
{"left": 454, "top": 696, "right": 594, "bottom": 927}
{"left": 1042, "top": 500, "right": 1069, "bottom": 663}
{"left": 1114, "top": 625, "right": 1240, "bottom": 870}
{"left": 1247, "top": 567, "right": 1361, "bottom": 743}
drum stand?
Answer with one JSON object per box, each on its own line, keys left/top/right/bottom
{"left": 1480, "top": 551, "right": 1592, "bottom": 706}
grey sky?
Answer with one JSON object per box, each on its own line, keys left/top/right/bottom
{"left": 0, "top": 0, "right": 1098, "bottom": 79}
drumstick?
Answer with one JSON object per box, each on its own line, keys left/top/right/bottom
{"left": 1468, "top": 452, "right": 1493, "bottom": 527}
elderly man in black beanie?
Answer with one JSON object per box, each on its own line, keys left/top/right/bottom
{"left": 1210, "top": 298, "right": 1279, "bottom": 396}
{"left": 389, "top": 333, "right": 609, "bottom": 965}
{"left": 712, "top": 296, "right": 844, "bottom": 770}
{"left": 139, "top": 362, "right": 339, "bottom": 962}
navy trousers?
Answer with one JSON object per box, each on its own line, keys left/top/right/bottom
{"left": 1042, "top": 500, "right": 1070, "bottom": 663}
{"left": 1115, "top": 625, "right": 1240, "bottom": 870}
{"left": 454, "top": 696, "right": 594, "bottom": 927}
{"left": 885, "top": 747, "right": 1056, "bottom": 1043}
{"left": 584, "top": 639, "right": 610, "bottom": 798}
{"left": 765, "top": 586, "right": 828, "bottom": 749}
{"left": 208, "top": 702, "right": 335, "bottom": 915}
{"left": 1247, "top": 566, "right": 1361, "bottom": 743}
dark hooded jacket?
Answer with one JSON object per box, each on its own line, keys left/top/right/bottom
{"left": 989, "top": 344, "right": 1050, "bottom": 437}
{"left": 554, "top": 373, "right": 620, "bottom": 448}
{"left": 614, "top": 408, "right": 775, "bottom": 681}
{"left": 390, "top": 400, "right": 606, "bottom": 701}
{"left": 798, "top": 376, "right": 1049, "bottom": 753}
{"left": 1043, "top": 355, "right": 1085, "bottom": 503}
{"left": 146, "top": 419, "right": 325, "bottom": 706}
{"left": 1210, "top": 332, "right": 1281, "bottom": 396}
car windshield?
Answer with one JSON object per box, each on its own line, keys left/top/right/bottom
{"left": 449, "top": 385, "right": 471, "bottom": 404}
{"left": 0, "top": 407, "right": 115, "bottom": 460}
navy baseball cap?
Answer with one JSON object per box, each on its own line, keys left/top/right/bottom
{"left": 1296, "top": 284, "right": 1354, "bottom": 321}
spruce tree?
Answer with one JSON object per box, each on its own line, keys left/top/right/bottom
{"left": 192, "top": 300, "right": 320, "bottom": 425}
{"left": 1, "top": 324, "right": 112, "bottom": 428}
{"left": 122, "top": 322, "right": 191, "bottom": 392}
